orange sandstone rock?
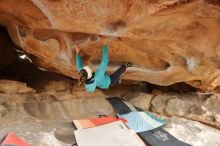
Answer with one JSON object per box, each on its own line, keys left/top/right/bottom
{"left": 0, "top": 0, "right": 220, "bottom": 90}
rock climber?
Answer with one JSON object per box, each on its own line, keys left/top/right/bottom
{"left": 73, "top": 37, "right": 132, "bottom": 93}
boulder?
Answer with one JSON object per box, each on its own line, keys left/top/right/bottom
{"left": 150, "top": 94, "right": 175, "bottom": 114}
{"left": 165, "top": 117, "right": 220, "bottom": 146}
{"left": 165, "top": 98, "right": 192, "bottom": 116}
{"left": 0, "top": 80, "right": 35, "bottom": 94}
{"left": 150, "top": 93, "right": 220, "bottom": 128}
{"left": 43, "top": 80, "right": 72, "bottom": 92}
{"left": 125, "top": 93, "right": 153, "bottom": 111}
{"left": 203, "top": 94, "right": 220, "bottom": 123}
{"left": 0, "top": 1, "right": 220, "bottom": 90}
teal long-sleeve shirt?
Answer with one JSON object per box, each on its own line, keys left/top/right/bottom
{"left": 75, "top": 45, "right": 111, "bottom": 92}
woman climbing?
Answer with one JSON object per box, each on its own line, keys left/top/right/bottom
{"left": 73, "top": 37, "right": 132, "bottom": 93}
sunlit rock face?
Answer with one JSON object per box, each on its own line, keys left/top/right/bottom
{"left": 0, "top": 0, "right": 220, "bottom": 90}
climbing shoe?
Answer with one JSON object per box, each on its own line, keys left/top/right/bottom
{"left": 124, "top": 62, "right": 132, "bottom": 68}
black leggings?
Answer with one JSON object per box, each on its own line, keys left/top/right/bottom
{"left": 109, "top": 65, "right": 127, "bottom": 87}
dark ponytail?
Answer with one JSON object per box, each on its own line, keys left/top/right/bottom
{"left": 78, "top": 69, "right": 88, "bottom": 86}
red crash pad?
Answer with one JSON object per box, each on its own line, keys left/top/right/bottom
{"left": 0, "top": 133, "right": 30, "bottom": 146}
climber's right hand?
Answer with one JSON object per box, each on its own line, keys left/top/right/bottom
{"left": 101, "top": 36, "right": 108, "bottom": 45}
{"left": 74, "top": 43, "right": 80, "bottom": 54}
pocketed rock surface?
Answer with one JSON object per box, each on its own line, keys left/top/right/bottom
{"left": 1, "top": 0, "right": 220, "bottom": 90}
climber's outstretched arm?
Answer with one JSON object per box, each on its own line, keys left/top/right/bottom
{"left": 74, "top": 43, "right": 83, "bottom": 72}
{"left": 95, "top": 37, "right": 109, "bottom": 79}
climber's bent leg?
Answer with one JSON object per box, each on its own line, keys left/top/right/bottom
{"left": 109, "top": 64, "right": 127, "bottom": 87}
